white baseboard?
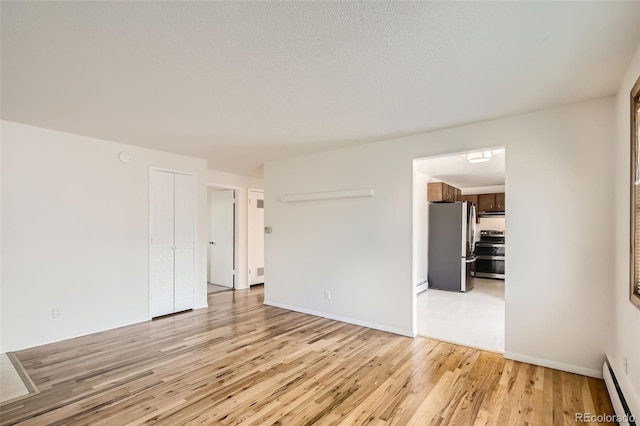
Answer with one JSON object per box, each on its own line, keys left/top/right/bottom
{"left": 416, "top": 281, "right": 428, "bottom": 294}
{"left": 504, "top": 352, "right": 602, "bottom": 379}
{"left": 263, "top": 300, "right": 414, "bottom": 338}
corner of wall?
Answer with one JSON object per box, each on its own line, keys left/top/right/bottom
{"left": 610, "top": 40, "right": 640, "bottom": 418}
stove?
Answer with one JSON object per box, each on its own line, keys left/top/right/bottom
{"left": 479, "top": 230, "right": 505, "bottom": 243}
{"left": 474, "top": 230, "right": 505, "bottom": 279}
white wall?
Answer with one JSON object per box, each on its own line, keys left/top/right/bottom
{"left": 207, "top": 170, "right": 263, "bottom": 190}
{"left": 207, "top": 170, "right": 263, "bottom": 289}
{"left": 462, "top": 185, "right": 506, "bottom": 195}
{"left": 611, "top": 42, "right": 640, "bottom": 416}
{"left": 265, "top": 97, "right": 615, "bottom": 376}
{"left": 1, "top": 121, "right": 208, "bottom": 352}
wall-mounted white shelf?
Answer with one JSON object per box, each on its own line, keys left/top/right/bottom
{"left": 280, "top": 188, "right": 375, "bottom": 203}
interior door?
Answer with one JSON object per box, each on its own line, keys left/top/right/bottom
{"left": 248, "top": 190, "right": 265, "bottom": 285}
{"left": 209, "top": 189, "right": 235, "bottom": 288}
{"left": 150, "top": 170, "right": 175, "bottom": 318}
{"left": 173, "top": 173, "right": 196, "bottom": 312}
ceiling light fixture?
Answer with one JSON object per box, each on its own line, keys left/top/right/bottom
{"left": 466, "top": 151, "right": 492, "bottom": 163}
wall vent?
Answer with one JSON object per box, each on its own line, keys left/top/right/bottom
{"left": 257, "top": 267, "right": 264, "bottom": 276}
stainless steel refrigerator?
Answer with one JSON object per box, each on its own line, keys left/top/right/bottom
{"left": 428, "top": 201, "right": 477, "bottom": 292}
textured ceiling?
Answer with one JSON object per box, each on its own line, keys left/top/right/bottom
{"left": 416, "top": 149, "right": 506, "bottom": 189}
{"left": 2, "top": 2, "right": 639, "bottom": 176}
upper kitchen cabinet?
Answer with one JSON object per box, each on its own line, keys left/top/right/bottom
{"left": 427, "top": 182, "right": 456, "bottom": 202}
{"left": 478, "top": 193, "right": 496, "bottom": 212}
{"left": 460, "top": 194, "right": 478, "bottom": 206}
{"left": 495, "top": 193, "right": 505, "bottom": 211}
{"left": 478, "top": 192, "right": 505, "bottom": 212}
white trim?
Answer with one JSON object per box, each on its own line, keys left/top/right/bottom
{"left": 148, "top": 169, "right": 153, "bottom": 321}
{"left": 415, "top": 281, "right": 428, "bottom": 293}
{"left": 207, "top": 182, "right": 240, "bottom": 191}
{"left": 150, "top": 167, "right": 197, "bottom": 177}
{"left": 503, "top": 352, "right": 603, "bottom": 379}
{"left": 208, "top": 183, "right": 242, "bottom": 290}
{"left": 280, "top": 188, "right": 374, "bottom": 203}
{"left": 263, "top": 300, "right": 415, "bottom": 337}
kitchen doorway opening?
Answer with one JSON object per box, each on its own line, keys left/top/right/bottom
{"left": 412, "top": 148, "right": 506, "bottom": 353}
{"left": 208, "top": 186, "right": 237, "bottom": 293}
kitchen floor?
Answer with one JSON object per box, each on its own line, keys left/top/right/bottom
{"left": 417, "top": 278, "right": 505, "bottom": 352}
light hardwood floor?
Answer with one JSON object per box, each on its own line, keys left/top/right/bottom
{"left": 0, "top": 286, "right": 614, "bottom": 425}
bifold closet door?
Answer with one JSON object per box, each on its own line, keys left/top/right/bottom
{"left": 173, "top": 173, "right": 195, "bottom": 312}
{"left": 150, "top": 170, "right": 195, "bottom": 318}
{"left": 150, "top": 170, "right": 175, "bottom": 318}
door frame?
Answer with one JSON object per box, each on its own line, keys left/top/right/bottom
{"left": 207, "top": 185, "right": 239, "bottom": 290}
{"left": 207, "top": 184, "right": 239, "bottom": 289}
{"left": 411, "top": 148, "right": 506, "bottom": 350}
{"left": 149, "top": 167, "right": 198, "bottom": 320}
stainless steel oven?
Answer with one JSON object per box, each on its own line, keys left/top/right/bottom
{"left": 474, "top": 230, "right": 505, "bottom": 279}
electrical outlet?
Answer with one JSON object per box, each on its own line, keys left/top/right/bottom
{"left": 52, "top": 307, "right": 62, "bottom": 319}
{"left": 624, "top": 356, "right": 628, "bottom": 375}
{"left": 324, "top": 290, "right": 331, "bottom": 300}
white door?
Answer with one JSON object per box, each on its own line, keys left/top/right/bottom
{"left": 248, "top": 190, "right": 265, "bottom": 285}
{"left": 150, "top": 170, "right": 195, "bottom": 318}
{"left": 173, "top": 173, "right": 196, "bottom": 312}
{"left": 150, "top": 170, "right": 175, "bottom": 318}
{"left": 209, "top": 189, "right": 235, "bottom": 288}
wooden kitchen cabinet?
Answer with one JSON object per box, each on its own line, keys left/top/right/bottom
{"left": 460, "top": 194, "right": 478, "bottom": 206}
{"left": 478, "top": 193, "right": 496, "bottom": 212}
{"left": 427, "top": 182, "right": 456, "bottom": 202}
{"left": 477, "top": 192, "right": 505, "bottom": 212}
{"left": 495, "top": 192, "right": 505, "bottom": 211}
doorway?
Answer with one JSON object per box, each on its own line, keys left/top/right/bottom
{"left": 248, "top": 189, "right": 265, "bottom": 286}
{"left": 208, "top": 187, "right": 236, "bottom": 293}
{"left": 413, "top": 148, "right": 506, "bottom": 352}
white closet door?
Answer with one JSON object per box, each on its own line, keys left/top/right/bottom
{"left": 173, "top": 173, "right": 196, "bottom": 312}
{"left": 150, "top": 170, "right": 175, "bottom": 318}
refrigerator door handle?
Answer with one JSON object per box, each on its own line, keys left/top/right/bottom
{"left": 469, "top": 204, "right": 477, "bottom": 253}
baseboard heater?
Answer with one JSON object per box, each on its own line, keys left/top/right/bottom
{"left": 603, "top": 359, "right": 636, "bottom": 426}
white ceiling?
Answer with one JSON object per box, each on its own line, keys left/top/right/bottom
{"left": 416, "top": 149, "right": 506, "bottom": 189}
{"left": 2, "top": 2, "right": 639, "bottom": 176}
